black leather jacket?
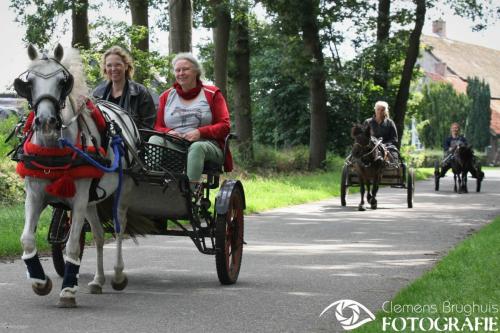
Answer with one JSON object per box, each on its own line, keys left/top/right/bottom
{"left": 93, "top": 80, "right": 156, "bottom": 129}
{"left": 364, "top": 116, "right": 398, "bottom": 146}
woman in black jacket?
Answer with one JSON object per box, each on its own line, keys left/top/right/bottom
{"left": 93, "top": 46, "right": 156, "bottom": 129}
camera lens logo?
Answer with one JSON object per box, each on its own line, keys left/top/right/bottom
{"left": 320, "top": 299, "right": 376, "bottom": 330}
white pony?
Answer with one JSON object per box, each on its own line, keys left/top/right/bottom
{"left": 14, "top": 44, "right": 140, "bottom": 307}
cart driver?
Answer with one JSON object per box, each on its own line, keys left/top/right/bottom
{"left": 363, "top": 101, "right": 400, "bottom": 164}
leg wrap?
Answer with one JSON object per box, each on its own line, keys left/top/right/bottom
{"left": 22, "top": 252, "right": 46, "bottom": 282}
{"left": 62, "top": 261, "right": 80, "bottom": 290}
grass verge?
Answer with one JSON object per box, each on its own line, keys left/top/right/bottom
{"left": 0, "top": 168, "right": 433, "bottom": 258}
{"left": 354, "top": 216, "right": 500, "bottom": 333}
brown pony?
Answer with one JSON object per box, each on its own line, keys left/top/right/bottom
{"left": 451, "top": 142, "right": 474, "bottom": 193}
{"left": 350, "top": 124, "right": 389, "bottom": 211}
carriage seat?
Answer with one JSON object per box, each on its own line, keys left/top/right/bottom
{"left": 202, "top": 133, "right": 237, "bottom": 189}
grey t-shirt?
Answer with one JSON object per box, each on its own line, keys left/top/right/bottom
{"left": 164, "top": 90, "right": 212, "bottom": 134}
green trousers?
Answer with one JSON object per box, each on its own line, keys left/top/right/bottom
{"left": 148, "top": 135, "right": 223, "bottom": 182}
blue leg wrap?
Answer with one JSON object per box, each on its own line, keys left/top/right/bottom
{"left": 62, "top": 262, "right": 80, "bottom": 290}
{"left": 23, "top": 253, "right": 46, "bottom": 281}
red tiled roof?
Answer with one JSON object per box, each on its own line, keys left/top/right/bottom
{"left": 490, "top": 100, "right": 500, "bottom": 136}
{"left": 425, "top": 71, "right": 468, "bottom": 94}
{"left": 421, "top": 35, "right": 500, "bottom": 98}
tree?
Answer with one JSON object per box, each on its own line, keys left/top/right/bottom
{"left": 415, "top": 82, "right": 471, "bottom": 148}
{"left": 392, "top": 0, "right": 426, "bottom": 148}
{"left": 232, "top": 1, "right": 253, "bottom": 161}
{"left": 129, "top": 0, "right": 149, "bottom": 52}
{"left": 466, "top": 77, "right": 491, "bottom": 150}
{"left": 71, "top": 0, "right": 90, "bottom": 49}
{"left": 373, "top": 0, "right": 391, "bottom": 92}
{"left": 211, "top": 0, "right": 231, "bottom": 97}
{"left": 10, "top": 0, "right": 90, "bottom": 49}
{"left": 169, "top": 0, "right": 192, "bottom": 53}
{"left": 261, "top": 0, "right": 328, "bottom": 169}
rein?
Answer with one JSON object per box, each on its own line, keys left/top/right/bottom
{"left": 352, "top": 139, "right": 384, "bottom": 167}
{"left": 59, "top": 126, "right": 126, "bottom": 234}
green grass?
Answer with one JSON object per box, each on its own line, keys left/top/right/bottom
{"left": 0, "top": 167, "right": 433, "bottom": 257}
{"left": 240, "top": 168, "right": 432, "bottom": 213}
{"left": 354, "top": 216, "right": 500, "bottom": 333}
{"left": 0, "top": 205, "right": 52, "bottom": 257}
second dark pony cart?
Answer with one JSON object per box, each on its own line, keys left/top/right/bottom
{"left": 48, "top": 104, "right": 245, "bottom": 285}
{"left": 340, "top": 160, "right": 415, "bottom": 208}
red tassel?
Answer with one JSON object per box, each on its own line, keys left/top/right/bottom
{"left": 87, "top": 100, "right": 106, "bottom": 133}
{"left": 45, "top": 175, "right": 76, "bottom": 198}
{"left": 23, "top": 111, "right": 35, "bottom": 133}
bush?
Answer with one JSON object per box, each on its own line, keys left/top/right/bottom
{"left": 0, "top": 116, "right": 25, "bottom": 204}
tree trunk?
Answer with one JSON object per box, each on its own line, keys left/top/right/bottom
{"left": 301, "top": 1, "right": 328, "bottom": 170}
{"left": 129, "top": 0, "right": 149, "bottom": 52}
{"left": 233, "top": 3, "right": 253, "bottom": 161}
{"left": 71, "top": 0, "right": 90, "bottom": 49}
{"left": 169, "top": 0, "right": 192, "bottom": 53}
{"left": 374, "top": 0, "right": 391, "bottom": 91}
{"left": 393, "top": 0, "right": 426, "bottom": 148}
{"left": 212, "top": 0, "right": 231, "bottom": 97}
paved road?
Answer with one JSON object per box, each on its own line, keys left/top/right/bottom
{"left": 1, "top": 170, "right": 499, "bottom": 333}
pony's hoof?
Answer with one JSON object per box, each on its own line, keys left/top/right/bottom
{"left": 371, "top": 203, "right": 377, "bottom": 209}
{"left": 111, "top": 275, "right": 128, "bottom": 291}
{"left": 32, "top": 277, "right": 52, "bottom": 296}
{"left": 57, "top": 297, "right": 77, "bottom": 308}
{"left": 358, "top": 205, "right": 366, "bottom": 211}
{"left": 88, "top": 282, "right": 102, "bottom": 294}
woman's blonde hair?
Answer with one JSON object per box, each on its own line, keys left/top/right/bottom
{"left": 374, "top": 101, "right": 390, "bottom": 119}
{"left": 172, "top": 53, "right": 203, "bottom": 80}
{"left": 101, "top": 46, "right": 134, "bottom": 80}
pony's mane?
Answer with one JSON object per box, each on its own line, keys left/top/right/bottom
{"left": 61, "top": 48, "right": 89, "bottom": 105}
{"left": 351, "top": 124, "right": 367, "bottom": 138}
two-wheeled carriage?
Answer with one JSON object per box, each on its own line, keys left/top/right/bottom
{"left": 340, "top": 160, "right": 415, "bottom": 208}
{"left": 48, "top": 120, "right": 246, "bottom": 285}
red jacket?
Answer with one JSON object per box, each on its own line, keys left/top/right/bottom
{"left": 154, "top": 85, "right": 233, "bottom": 172}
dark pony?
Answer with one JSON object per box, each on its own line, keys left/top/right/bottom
{"left": 451, "top": 142, "right": 474, "bottom": 193}
{"left": 350, "top": 124, "right": 388, "bottom": 211}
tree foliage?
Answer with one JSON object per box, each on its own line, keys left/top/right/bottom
{"left": 415, "top": 82, "right": 471, "bottom": 149}
{"left": 466, "top": 77, "right": 491, "bottom": 150}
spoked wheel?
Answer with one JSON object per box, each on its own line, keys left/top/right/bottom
{"left": 215, "top": 187, "right": 244, "bottom": 285}
{"left": 407, "top": 168, "right": 415, "bottom": 208}
{"left": 340, "top": 165, "right": 349, "bottom": 207}
{"left": 434, "top": 161, "right": 440, "bottom": 191}
{"left": 476, "top": 165, "right": 483, "bottom": 192}
{"left": 50, "top": 208, "right": 86, "bottom": 277}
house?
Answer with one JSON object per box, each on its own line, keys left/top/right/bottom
{"left": 418, "top": 20, "right": 500, "bottom": 163}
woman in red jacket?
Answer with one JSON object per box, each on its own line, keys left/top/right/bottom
{"left": 150, "top": 53, "right": 232, "bottom": 191}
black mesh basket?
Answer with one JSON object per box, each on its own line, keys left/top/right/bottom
{"left": 141, "top": 143, "right": 186, "bottom": 173}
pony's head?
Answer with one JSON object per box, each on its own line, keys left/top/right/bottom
{"left": 351, "top": 123, "right": 371, "bottom": 147}
{"left": 14, "top": 44, "right": 75, "bottom": 135}
{"left": 454, "top": 142, "right": 474, "bottom": 166}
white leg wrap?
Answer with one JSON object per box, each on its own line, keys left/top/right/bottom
{"left": 60, "top": 286, "right": 78, "bottom": 298}
{"left": 21, "top": 250, "right": 37, "bottom": 260}
{"left": 64, "top": 255, "right": 81, "bottom": 266}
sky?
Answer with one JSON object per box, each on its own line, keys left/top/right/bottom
{"left": 0, "top": 1, "right": 499, "bottom": 91}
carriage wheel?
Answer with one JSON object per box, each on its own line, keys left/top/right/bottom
{"left": 50, "top": 208, "right": 86, "bottom": 277}
{"left": 434, "top": 161, "right": 440, "bottom": 191}
{"left": 476, "top": 165, "right": 482, "bottom": 193}
{"left": 340, "top": 165, "right": 349, "bottom": 207}
{"left": 407, "top": 168, "right": 415, "bottom": 208}
{"left": 215, "top": 187, "right": 244, "bottom": 285}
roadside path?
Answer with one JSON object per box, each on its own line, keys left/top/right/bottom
{"left": 0, "top": 170, "right": 498, "bottom": 332}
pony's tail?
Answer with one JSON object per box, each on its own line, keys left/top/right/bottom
{"left": 96, "top": 197, "right": 161, "bottom": 238}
